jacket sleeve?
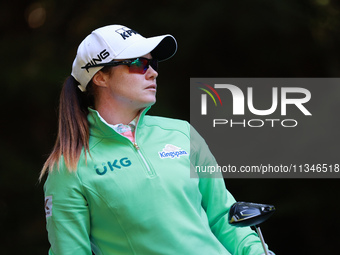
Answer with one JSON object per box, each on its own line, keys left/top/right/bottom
{"left": 190, "top": 125, "right": 273, "bottom": 255}
{"left": 43, "top": 159, "right": 92, "bottom": 255}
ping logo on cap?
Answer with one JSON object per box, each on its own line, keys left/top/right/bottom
{"left": 115, "top": 27, "right": 139, "bottom": 40}
{"left": 81, "top": 49, "right": 110, "bottom": 72}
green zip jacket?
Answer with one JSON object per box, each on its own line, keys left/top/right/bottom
{"left": 44, "top": 108, "right": 268, "bottom": 255}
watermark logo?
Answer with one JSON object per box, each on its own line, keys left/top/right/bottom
{"left": 198, "top": 82, "right": 223, "bottom": 115}
{"left": 190, "top": 78, "right": 338, "bottom": 179}
{"left": 196, "top": 81, "right": 312, "bottom": 128}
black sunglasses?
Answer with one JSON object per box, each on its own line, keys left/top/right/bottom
{"left": 81, "top": 57, "right": 158, "bottom": 74}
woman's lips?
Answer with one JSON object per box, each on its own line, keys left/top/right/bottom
{"left": 145, "top": 84, "right": 157, "bottom": 90}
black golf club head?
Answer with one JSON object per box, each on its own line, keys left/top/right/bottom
{"left": 228, "top": 202, "right": 275, "bottom": 227}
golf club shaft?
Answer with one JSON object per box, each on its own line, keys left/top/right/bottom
{"left": 255, "top": 226, "right": 269, "bottom": 255}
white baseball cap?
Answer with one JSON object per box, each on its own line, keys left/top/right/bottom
{"left": 71, "top": 24, "right": 177, "bottom": 92}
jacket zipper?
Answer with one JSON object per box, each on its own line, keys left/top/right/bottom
{"left": 131, "top": 108, "right": 156, "bottom": 178}
{"left": 133, "top": 142, "right": 156, "bottom": 177}
{"left": 96, "top": 107, "right": 155, "bottom": 177}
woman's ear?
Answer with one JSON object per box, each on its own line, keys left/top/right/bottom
{"left": 92, "top": 71, "right": 108, "bottom": 88}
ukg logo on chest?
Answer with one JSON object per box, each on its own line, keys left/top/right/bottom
{"left": 95, "top": 157, "right": 132, "bottom": 175}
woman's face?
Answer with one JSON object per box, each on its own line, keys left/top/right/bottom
{"left": 102, "top": 53, "right": 158, "bottom": 111}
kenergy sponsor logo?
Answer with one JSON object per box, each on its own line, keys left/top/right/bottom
{"left": 159, "top": 144, "right": 188, "bottom": 159}
{"left": 198, "top": 82, "right": 312, "bottom": 128}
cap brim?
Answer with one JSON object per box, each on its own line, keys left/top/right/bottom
{"left": 115, "top": 35, "right": 177, "bottom": 61}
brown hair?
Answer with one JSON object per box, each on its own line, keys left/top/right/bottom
{"left": 39, "top": 67, "right": 112, "bottom": 181}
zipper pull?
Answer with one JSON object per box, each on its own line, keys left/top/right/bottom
{"left": 133, "top": 142, "right": 140, "bottom": 150}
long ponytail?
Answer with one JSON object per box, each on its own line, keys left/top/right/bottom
{"left": 39, "top": 76, "right": 92, "bottom": 181}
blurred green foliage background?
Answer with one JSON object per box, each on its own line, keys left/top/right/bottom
{"left": 1, "top": 0, "right": 340, "bottom": 254}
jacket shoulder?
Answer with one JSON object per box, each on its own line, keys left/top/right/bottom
{"left": 143, "top": 115, "right": 189, "bottom": 132}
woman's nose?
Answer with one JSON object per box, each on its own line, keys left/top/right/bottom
{"left": 145, "top": 66, "right": 158, "bottom": 80}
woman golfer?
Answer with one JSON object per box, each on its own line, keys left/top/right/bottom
{"left": 40, "top": 24, "right": 274, "bottom": 255}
